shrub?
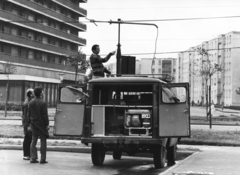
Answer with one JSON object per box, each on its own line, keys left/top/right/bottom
{"left": 0, "top": 101, "right": 23, "bottom": 111}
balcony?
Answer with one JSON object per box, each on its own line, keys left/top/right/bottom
{"left": 55, "top": 0, "right": 87, "bottom": 16}
{"left": 0, "top": 32, "right": 77, "bottom": 56}
{"left": 0, "top": 10, "right": 86, "bottom": 45}
{"left": 11, "top": 0, "right": 87, "bottom": 31}
{"left": 0, "top": 52, "right": 75, "bottom": 72}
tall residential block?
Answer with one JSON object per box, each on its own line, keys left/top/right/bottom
{"left": 178, "top": 31, "right": 240, "bottom": 106}
{"left": 0, "top": 0, "right": 87, "bottom": 106}
{"left": 140, "top": 58, "right": 177, "bottom": 82}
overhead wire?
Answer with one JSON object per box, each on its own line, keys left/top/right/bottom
{"left": 3, "top": 15, "right": 240, "bottom": 24}
{"left": 84, "top": 47, "right": 240, "bottom": 57}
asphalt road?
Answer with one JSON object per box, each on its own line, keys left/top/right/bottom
{"left": 0, "top": 150, "right": 191, "bottom": 175}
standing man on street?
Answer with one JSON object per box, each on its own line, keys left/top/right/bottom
{"left": 90, "top": 44, "right": 116, "bottom": 78}
{"left": 22, "top": 88, "right": 34, "bottom": 160}
{"left": 29, "top": 86, "right": 49, "bottom": 164}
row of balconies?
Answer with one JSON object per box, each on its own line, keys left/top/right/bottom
{"left": 55, "top": 0, "right": 87, "bottom": 16}
{"left": 0, "top": 52, "right": 75, "bottom": 72}
{"left": 0, "top": 32, "right": 77, "bottom": 56}
{"left": 0, "top": 10, "right": 86, "bottom": 46}
{"left": 8, "top": 0, "right": 87, "bottom": 31}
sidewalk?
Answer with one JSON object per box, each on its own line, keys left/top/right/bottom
{"left": 163, "top": 145, "right": 240, "bottom": 175}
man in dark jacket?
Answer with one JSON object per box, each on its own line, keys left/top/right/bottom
{"left": 90, "top": 44, "right": 115, "bottom": 78}
{"left": 29, "top": 86, "right": 49, "bottom": 164}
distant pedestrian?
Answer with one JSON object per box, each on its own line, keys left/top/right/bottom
{"left": 90, "top": 44, "right": 115, "bottom": 79}
{"left": 29, "top": 86, "right": 49, "bottom": 164}
{"left": 22, "top": 88, "right": 34, "bottom": 160}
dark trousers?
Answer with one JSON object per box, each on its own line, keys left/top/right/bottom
{"left": 23, "top": 129, "right": 32, "bottom": 157}
{"left": 30, "top": 131, "right": 47, "bottom": 161}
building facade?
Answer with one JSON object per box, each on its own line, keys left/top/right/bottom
{"left": 178, "top": 31, "right": 240, "bottom": 106}
{"left": 140, "top": 58, "right": 177, "bottom": 82}
{"left": 0, "top": 0, "right": 87, "bottom": 106}
{"left": 107, "top": 59, "right": 141, "bottom": 75}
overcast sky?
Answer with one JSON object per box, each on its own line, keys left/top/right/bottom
{"left": 81, "top": 0, "right": 240, "bottom": 63}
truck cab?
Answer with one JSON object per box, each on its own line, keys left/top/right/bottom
{"left": 54, "top": 76, "right": 190, "bottom": 168}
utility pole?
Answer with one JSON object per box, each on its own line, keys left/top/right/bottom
{"left": 116, "top": 18, "right": 122, "bottom": 76}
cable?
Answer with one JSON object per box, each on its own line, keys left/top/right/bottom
{"left": 3, "top": 15, "right": 240, "bottom": 24}
{"left": 83, "top": 47, "right": 240, "bottom": 57}
{"left": 121, "top": 16, "right": 240, "bottom": 23}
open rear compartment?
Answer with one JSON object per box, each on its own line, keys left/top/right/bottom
{"left": 91, "top": 82, "right": 155, "bottom": 138}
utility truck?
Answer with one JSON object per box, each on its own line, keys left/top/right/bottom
{"left": 53, "top": 74, "right": 190, "bottom": 168}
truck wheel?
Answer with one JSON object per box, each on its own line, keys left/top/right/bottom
{"left": 167, "top": 145, "right": 176, "bottom": 166}
{"left": 91, "top": 144, "right": 105, "bottom": 166}
{"left": 113, "top": 150, "right": 122, "bottom": 160}
{"left": 153, "top": 145, "right": 166, "bottom": 169}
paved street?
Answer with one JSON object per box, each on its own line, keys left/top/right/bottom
{"left": 0, "top": 150, "right": 190, "bottom": 175}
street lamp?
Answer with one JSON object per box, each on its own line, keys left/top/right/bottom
{"left": 59, "top": 72, "right": 65, "bottom": 83}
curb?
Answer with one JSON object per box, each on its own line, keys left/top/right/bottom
{"left": 0, "top": 144, "right": 194, "bottom": 159}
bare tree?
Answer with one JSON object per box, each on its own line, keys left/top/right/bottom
{"left": 193, "top": 48, "right": 223, "bottom": 128}
{"left": 1, "top": 62, "right": 17, "bottom": 117}
{"left": 68, "top": 50, "right": 89, "bottom": 84}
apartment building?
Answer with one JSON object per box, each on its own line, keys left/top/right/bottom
{"left": 107, "top": 59, "right": 141, "bottom": 75}
{"left": 0, "top": 0, "right": 87, "bottom": 106}
{"left": 178, "top": 31, "right": 240, "bottom": 106}
{"left": 140, "top": 58, "right": 177, "bottom": 82}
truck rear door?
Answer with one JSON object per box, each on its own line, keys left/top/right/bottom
{"left": 53, "top": 84, "right": 86, "bottom": 137}
{"left": 159, "top": 83, "right": 190, "bottom": 137}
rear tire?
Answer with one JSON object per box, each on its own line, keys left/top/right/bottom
{"left": 113, "top": 150, "right": 122, "bottom": 160}
{"left": 167, "top": 145, "right": 176, "bottom": 166}
{"left": 91, "top": 144, "right": 105, "bottom": 166}
{"left": 153, "top": 145, "right": 166, "bottom": 169}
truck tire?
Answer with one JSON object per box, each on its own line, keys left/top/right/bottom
{"left": 153, "top": 145, "right": 166, "bottom": 169}
{"left": 91, "top": 144, "right": 105, "bottom": 166}
{"left": 113, "top": 150, "right": 122, "bottom": 160}
{"left": 167, "top": 145, "right": 176, "bottom": 166}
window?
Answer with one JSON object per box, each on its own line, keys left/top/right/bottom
{"left": 35, "top": 51, "right": 42, "bottom": 61}
{"left": 92, "top": 84, "right": 153, "bottom": 105}
{"left": 28, "top": 50, "right": 34, "bottom": 59}
{"left": 60, "top": 86, "right": 85, "bottom": 103}
{"left": 162, "top": 87, "right": 186, "bottom": 103}
{"left": 3, "top": 44, "right": 11, "bottom": 54}
{"left": 20, "top": 47, "right": 28, "bottom": 58}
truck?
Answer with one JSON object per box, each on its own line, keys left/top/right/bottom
{"left": 53, "top": 74, "right": 190, "bottom": 169}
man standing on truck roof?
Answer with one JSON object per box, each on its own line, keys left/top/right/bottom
{"left": 90, "top": 44, "right": 115, "bottom": 79}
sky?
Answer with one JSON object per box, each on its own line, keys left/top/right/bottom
{"left": 80, "top": 0, "right": 240, "bottom": 63}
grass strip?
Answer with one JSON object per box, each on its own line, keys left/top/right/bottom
{"left": 1, "top": 125, "right": 240, "bottom": 147}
